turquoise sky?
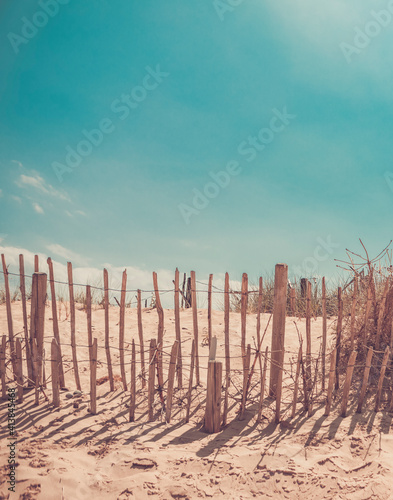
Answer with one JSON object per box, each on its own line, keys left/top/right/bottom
{"left": 1, "top": 0, "right": 393, "bottom": 287}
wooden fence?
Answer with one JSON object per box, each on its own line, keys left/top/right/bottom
{"left": 0, "top": 255, "right": 393, "bottom": 433}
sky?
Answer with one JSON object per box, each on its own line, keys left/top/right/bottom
{"left": 1, "top": 0, "right": 393, "bottom": 298}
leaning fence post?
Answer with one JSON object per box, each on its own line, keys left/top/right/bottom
{"left": 356, "top": 347, "right": 373, "bottom": 413}
{"left": 291, "top": 344, "right": 302, "bottom": 418}
{"left": 51, "top": 339, "right": 60, "bottom": 408}
{"left": 340, "top": 350, "right": 357, "bottom": 417}
{"left": 119, "top": 269, "right": 127, "bottom": 391}
{"left": 335, "top": 287, "right": 343, "bottom": 391}
{"left": 269, "top": 264, "right": 288, "bottom": 399}
{"left": 190, "top": 271, "right": 200, "bottom": 385}
{"left": 15, "top": 339, "right": 23, "bottom": 403}
{"left": 166, "top": 340, "right": 179, "bottom": 423}
{"left": 240, "top": 344, "right": 251, "bottom": 420}
{"left": 205, "top": 337, "right": 222, "bottom": 433}
{"left": 30, "top": 271, "right": 47, "bottom": 395}
{"left": 375, "top": 346, "right": 390, "bottom": 412}
{"left": 174, "top": 269, "right": 182, "bottom": 390}
{"left": 148, "top": 338, "right": 156, "bottom": 422}
{"left": 90, "top": 338, "right": 97, "bottom": 415}
{"left": 241, "top": 273, "right": 248, "bottom": 371}
{"left": 67, "top": 263, "right": 81, "bottom": 391}
{"left": 222, "top": 272, "right": 230, "bottom": 427}
{"left": 1, "top": 254, "right": 17, "bottom": 377}
{"left": 185, "top": 339, "right": 195, "bottom": 424}
{"left": 20, "top": 255, "right": 33, "bottom": 386}
{"left": 129, "top": 339, "right": 136, "bottom": 422}
{"left": 153, "top": 272, "right": 164, "bottom": 387}
{"left": 137, "top": 290, "right": 146, "bottom": 389}
{"left": 103, "top": 268, "right": 114, "bottom": 391}
{"left": 324, "top": 348, "right": 337, "bottom": 416}
{"left": 257, "top": 346, "right": 268, "bottom": 423}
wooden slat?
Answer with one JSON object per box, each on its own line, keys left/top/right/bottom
{"left": 208, "top": 274, "right": 213, "bottom": 348}
{"left": 324, "top": 348, "right": 337, "bottom": 416}
{"left": 86, "top": 285, "right": 93, "bottom": 361}
{"left": 152, "top": 272, "right": 164, "bottom": 387}
{"left": 241, "top": 273, "right": 248, "bottom": 371}
{"left": 356, "top": 347, "right": 373, "bottom": 413}
{"left": 166, "top": 341, "right": 179, "bottom": 423}
{"left": 340, "top": 350, "right": 357, "bottom": 417}
{"left": 185, "top": 339, "right": 195, "bottom": 423}
{"left": 205, "top": 361, "right": 222, "bottom": 433}
{"left": 103, "top": 268, "right": 114, "bottom": 391}
{"left": 376, "top": 278, "right": 389, "bottom": 350}
{"left": 350, "top": 276, "right": 358, "bottom": 350}
{"left": 148, "top": 338, "right": 156, "bottom": 422}
{"left": 51, "top": 338, "right": 60, "bottom": 407}
{"left": 190, "top": 271, "right": 200, "bottom": 385}
{"left": 90, "top": 338, "right": 97, "bottom": 415}
{"left": 375, "top": 346, "right": 390, "bottom": 412}
{"left": 129, "top": 339, "right": 136, "bottom": 422}
{"left": 1, "top": 254, "right": 16, "bottom": 376}
{"left": 137, "top": 290, "right": 146, "bottom": 389}
{"left": 174, "top": 269, "right": 182, "bottom": 389}
{"left": 257, "top": 346, "right": 268, "bottom": 423}
{"left": 291, "top": 344, "right": 302, "bottom": 418}
{"left": 47, "top": 257, "right": 65, "bottom": 388}
{"left": 67, "top": 262, "right": 81, "bottom": 391}
{"left": 335, "top": 287, "right": 343, "bottom": 391}
{"left": 269, "top": 264, "right": 288, "bottom": 398}
{"left": 20, "top": 255, "right": 33, "bottom": 385}
{"left": 222, "top": 272, "right": 230, "bottom": 427}
{"left": 322, "top": 277, "right": 327, "bottom": 390}
{"left": 119, "top": 269, "right": 127, "bottom": 390}
{"left": 240, "top": 344, "right": 251, "bottom": 420}
{"left": 15, "top": 339, "right": 23, "bottom": 403}
{"left": 305, "top": 280, "right": 311, "bottom": 392}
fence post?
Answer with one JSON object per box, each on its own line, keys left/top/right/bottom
{"left": 1, "top": 254, "right": 16, "bottom": 378}
{"left": 340, "top": 350, "right": 357, "bottom": 417}
{"left": 222, "top": 272, "right": 230, "bottom": 427}
{"left": 119, "top": 269, "right": 127, "bottom": 391}
{"left": 306, "top": 280, "right": 312, "bottom": 392}
{"left": 67, "top": 263, "right": 81, "bottom": 391}
{"left": 47, "top": 257, "right": 65, "bottom": 388}
{"left": 291, "top": 344, "right": 302, "bottom": 418}
{"left": 241, "top": 273, "right": 248, "bottom": 372}
{"left": 103, "top": 268, "right": 114, "bottom": 391}
{"left": 152, "top": 272, "right": 164, "bottom": 387}
{"left": 185, "top": 339, "right": 195, "bottom": 423}
{"left": 356, "top": 347, "right": 373, "bottom": 413}
{"left": 137, "top": 290, "right": 146, "bottom": 389}
{"left": 15, "top": 339, "right": 23, "bottom": 403}
{"left": 240, "top": 344, "right": 251, "bottom": 420}
{"left": 30, "top": 271, "right": 47, "bottom": 394}
{"left": 335, "top": 287, "right": 343, "bottom": 391}
{"left": 174, "top": 269, "right": 182, "bottom": 390}
{"left": 129, "top": 339, "right": 136, "bottom": 422}
{"left": 0, "top": 336, "right": 6, "bottom": 400}
{"left": 375, "top": 346, "right": 390, "bottom": 412}
{"left": 51, "top": 339, "right": 60, "bottom": 407}
{"left": 166, "top": 341, "right": 179, "bottom": 423}
{"left": 90, "top": 338, "right": 97, "bottom": 415}
{"left": 269, "top": 264, "right": 288, "bottom": 399}
{"left": 148, "top": 338, "right": 156, "bottom": 422}
{"left": 324, "top": 348, "right": 337, "bottom": 416}
{"left": 205, "top": 338, "right": 222, "bottom": 433}
{"left": 20, "top": 255, "right": 33, "bottom": 386}
{"left": 208, "top": 274, "right": 213, "bottom": 348}
{"left": 322, "top": 277, "right": 327, "bottom": 391}
{"left": 257, "top": 346, "right": 268, "bottom": 423}
{"left": 190, "top": 271, "right": 200, "bottom": 385}
{"left": 350, "top": 277, "right": 358, "bottom": 350}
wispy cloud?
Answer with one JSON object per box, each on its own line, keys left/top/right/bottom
{"left": 16, "top": 170, "right": 71, "bottom": 202}
{"left": 33, "top": 202, "right": 44, "bottom": 214}
{"left": 0, "top": 189, "right": 3, "bottom": 198}
{"left": 11, "top": 195, "right": 22, "bottom": 204}
{"left": 46, "top": 243, "right": 88, "bottom": 265}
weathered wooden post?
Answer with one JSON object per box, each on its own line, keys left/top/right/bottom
{"left": 30, "top": 272, "right": 47, "bottom": 394}
{"left": 15, "top": 339, "right": 23, "bottom": 403}
{"left": 269, "top": 264, "right": 288, "bottom": 400}
{"left": 166, "top": 340, "right": 179, "bottom": 423}
{"left": 205, "top": 337, "right": 222, "bottom": 433}
{"left": 51, "top": 338, "right": 60, "bottom": 408}
{"left": 340, "top": 350, "right": 357, "bottom": 417}
{"left": 0, "top": 336, "right": 6, "bottom": 400}
{"left": 90, "top": 338, "right": 98, "bottom": 415}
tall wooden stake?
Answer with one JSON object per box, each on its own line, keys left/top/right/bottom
{"left": 324, "top": 348, "right": 337, "bottom": 416}
{"left": 376, "top": 278, "right": 389, "bottom": 350}
{"left": 20, "top": 255, "right": 33, "bottom": 386}
{"left": 190, "top": 271, "right": 200, "bottom": 385}
{"left": 222, "top": 272, "right": 230, "bottom": 427}
{"left": 174, "top": 269, "right": 182, "bottom": 389}
{"left": 350, "top": 276, "right": 358, "bottom": 350}
{"left": 322, "top": 277, "right": 327, "bottom": 391}
{"left": 148, "top": 338, "right": 156, "bottom": 422}
{"left": 137, "top": 289, "right": 146, "bottom": 389}
{"left": 166, "top": 341, "right": 179, "bottom": 423}
{"left": 1, "top": 254, "right": 16, "bottom": 376}
{"left": 269, "top": 264, "right": 288, "bottom": 398}
{"left": 306, "top": 280, "right": 312, "bottom": 392}
{"left": 15, "top": 339, "right": 23, "bottom": 403}
{"left": 240, "top": 344, "right": 251, "bottom": 420}
{"left": 340, "top": 350, "right": 357, "bottom": 417}
{"left": 90, "top": 338, "right": 97, "bottom": 415}
{"left": 152, "top": 272, "right": 164, "bottom": 387}
{"left": 51, "top": 338, "right": 60, "bottom": 408}
{"left": 130, "top": 339, "right": 136, "bottom": 422}
{"left": 119, "top": 269, "right": 127, "bottom": 390}
{"left": 257, "top": 346, "right": 268, "bottom": 423}
{"left": 103, "top": 268, "right": 114, "bottom": 391}
{"left": 356, "top": 347, "right": 373, "bottom": 413}
{"left": 208, "top": 274, "right": 213, "bottom": 348}
{"left": 375, "top": 346, "right": 390, "bottom": 412}
{"left": 335, "top": 287, "right": 343, "bottom": 391}
{"left": 291, "top": 344, "right": 302, "bottom": 418}
{"left": 241, "top": 273, "right": 248, "bottom": 371}
{"left": 47, "top": 257, "right": 65, "bottom": 388}
{"left": 86, "top": 285, "right": 93, "bottom": 361}
{"left": 205, "top": 359, "right": 222, "bottom": 433}
{"left": 185, "top": 339, "right": 195, "bottom": 424}
{"left": 67, "top": 262, "right": 81, "bottom": 391}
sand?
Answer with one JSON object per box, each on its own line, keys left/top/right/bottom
{"left": 1, "top": 301, "right": 393, "bottom": 499}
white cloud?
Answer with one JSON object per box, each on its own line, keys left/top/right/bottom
{"left": 65, "top": 210, "right": 73, "bottom": 217}
{"left": 11, "top": 195, "right": 22, "bottom": 204}
{"left": 17, "top": 170, "right": 71, "bottom": 202}
{"left": 75, "top": 210, "right": 87, "bottom": 217}
{"left": 46, "top": 243, "right": 88, "bottom": 266}
{"left": 33, "top": 203, "right": 44, "bottom": 214}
